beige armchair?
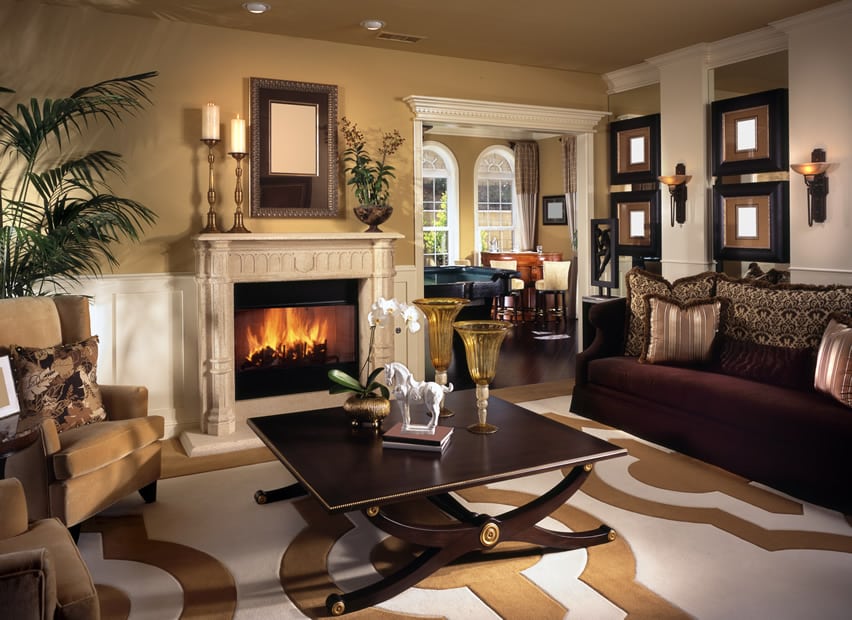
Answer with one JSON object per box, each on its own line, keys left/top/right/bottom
{"left": 0, "top": 296, "right": 163, "bottom": 530}
{"left": 0, "top": 477, "right": 99, "bottom": 619}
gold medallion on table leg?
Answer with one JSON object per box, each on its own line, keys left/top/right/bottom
{"left": 584, "top": 463, "right": 594, "bottom": 472}
{"left": 608, "top": 530, "right": 617, "bottom": 541}
{"left": 480, "top": 522, "right": 500, "bottom": 548}
{"left": 366, "top": 506, "right": 380, "bottom": 518}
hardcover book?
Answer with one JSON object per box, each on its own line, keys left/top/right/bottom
{"left": 381, "top": 423, "right": 453, "bottom": 452}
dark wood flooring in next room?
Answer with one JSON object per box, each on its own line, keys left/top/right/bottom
{"left": 436, "top": 316, "right": 578, "bottom": 392}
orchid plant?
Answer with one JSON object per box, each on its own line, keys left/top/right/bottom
{"left": 328, "top": 297, "right": 423, "bottom": 398}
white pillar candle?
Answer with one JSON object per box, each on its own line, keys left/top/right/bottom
{"left": 201, "top": 102, "right": 219, "bottom": 140}
{"left": 230, "top": 114, "right": 246, "bottom": 153}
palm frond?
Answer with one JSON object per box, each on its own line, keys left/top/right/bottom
{"left": 0, "top": 72, "right": 158, "bottom": 298}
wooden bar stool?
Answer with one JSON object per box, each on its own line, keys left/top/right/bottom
{"left": 489, "top": 260, "right": 526, "bottom": 322}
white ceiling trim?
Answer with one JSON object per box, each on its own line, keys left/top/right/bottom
{"left": 403, "top": 96, "right": 610, "bottom": 135}
{"left": 605, "top": 24, "right": 790, "bottom": 94}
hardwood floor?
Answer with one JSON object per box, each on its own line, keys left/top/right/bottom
{"left": 430, "top": 315, "right": 577, "bottom": 391}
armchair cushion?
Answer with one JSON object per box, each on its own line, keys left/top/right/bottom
{"left": 11, "top": 336, "right": 106, "bottom": 434}
{"left": 0, "top": 519, "right": 99, "bottom": 619}
{"left": 52, "top": 415, "right": 163, "bottom": 480}
{"left": 0, "top": 548, "right": 57, "bottom": 620}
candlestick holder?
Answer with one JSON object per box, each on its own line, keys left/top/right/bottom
{"left": 200, "top": 138, "right": 221, "bottom": 233}
{"left": 227, "top": 151, "right": 250, "bottom": 233}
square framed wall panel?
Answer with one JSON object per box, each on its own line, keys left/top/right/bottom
{"left": 609, "top": 114, "right": 661, "bottom": 185}
{"left": 610, "top": 189, "right": 661, "bottom": 258}
{"left": 712, "top": 181, "right": 790, "bottom": 263}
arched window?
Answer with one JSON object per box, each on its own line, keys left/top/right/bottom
{"left": 474, "top": 146, "right": 515, "bottom": 256}
{"left": 422, "top": 142, "right": 458, "bottom": 266}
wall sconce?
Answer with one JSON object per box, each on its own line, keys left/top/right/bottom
{"left": 658, "top": 163, "right": 692, "bottom": 227}
{"left": 790, "top": 148, "right": 831, "bottom": 226}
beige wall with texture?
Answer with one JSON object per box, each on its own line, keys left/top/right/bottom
{"left": 1, "top": 2, "right": 607, "bottom": 272}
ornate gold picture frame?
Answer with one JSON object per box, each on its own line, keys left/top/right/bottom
{"left": 249, "top": 77, "right": 339, "bottom": 218}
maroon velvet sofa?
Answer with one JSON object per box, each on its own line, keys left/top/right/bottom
{"left": 570, "top": 270, "right": 852, "bottom": 514}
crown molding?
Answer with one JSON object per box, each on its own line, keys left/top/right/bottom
{"left": 403, "top": 96, "right": 610, "bottom": 135}
{"left": 647, "top": 43, "right": 712, "bottom": 69}
{"left": 707, "top": 26, "right": 788, "bottom": 69}
{"left": 772, "top": 0, "right": 852, "bottom": 32}
{"left": 603, "top": 62, "right": 660, "bottom": 95}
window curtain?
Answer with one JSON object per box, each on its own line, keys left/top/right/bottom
{"left": 561, "top": 135, "right": 579, "bottom": 318}
{"left": 513, "top": 142, "right": 539, "bottom": 251}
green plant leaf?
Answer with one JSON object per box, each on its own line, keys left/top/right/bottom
{"left": 327, "top": 369, "right": 365, "bottom": 392}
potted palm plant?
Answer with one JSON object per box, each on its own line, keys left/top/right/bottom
{"left": 0, "top": 71, "right": 159, "bottom": 298}
{"left": 340, "top": 117, "right": 405, "bottom": 233}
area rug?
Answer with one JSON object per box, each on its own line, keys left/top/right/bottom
{"left": 78, "top": 396, "right": 852, "bottom": 619}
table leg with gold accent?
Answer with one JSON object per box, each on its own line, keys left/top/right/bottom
{"left": 323, "top": 463, "right": 615, "bottom": 616}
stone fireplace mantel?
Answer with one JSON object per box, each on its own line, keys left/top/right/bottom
{"left": 192, "top": 232, "right": 403, "bottom": 441}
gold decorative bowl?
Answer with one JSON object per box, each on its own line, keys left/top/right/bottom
{"left": 342, "top": 394, "right": 391, "bottom": 428}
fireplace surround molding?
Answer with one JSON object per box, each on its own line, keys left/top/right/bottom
{"left": 193, "top": 232, "right": 403, "bottom": 440}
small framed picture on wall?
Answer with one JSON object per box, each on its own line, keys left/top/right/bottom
{"left": 609, "top": 114, "right": 661, "bottom": 185}
{"left": 542, "top": 195, "right": 567, "bottom": 225}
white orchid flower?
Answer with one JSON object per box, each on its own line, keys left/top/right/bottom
{"left": 400, "top": 304, "right": 423, "bottom": 333}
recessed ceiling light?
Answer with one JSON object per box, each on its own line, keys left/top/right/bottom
{"left": 360, "top": 19, "right": 385, "bottom": 31}
{"left": 242, "top": 2, "right": 271, "bottom": 14}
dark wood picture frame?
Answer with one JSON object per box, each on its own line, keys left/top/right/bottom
{"left": 590, "top": 218, "right": 619, "bottom": 290}
{"left": 249, "top": 77, "right": 338, "bottom": 218}
{"left": 712, "top": 181, "right": 789, "bottom": 263}
{"left": 711, "top": 88, "right": 788, "bottom": 177}
{"left": 610, "top": 190, "right": 661, "bottom": 258}
{"left": 542, "top": 195, "right": 568, "bottom": 225}
{"left": 609, "top": 113, "right": 661, "bottom": 185}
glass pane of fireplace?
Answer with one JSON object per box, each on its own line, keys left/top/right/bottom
{"left": 233, "top": 280, "right": 359, "bottom": 400}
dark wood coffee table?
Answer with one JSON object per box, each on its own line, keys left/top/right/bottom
{"left": 248, "top": 390, "right": 626, "bottom": 616}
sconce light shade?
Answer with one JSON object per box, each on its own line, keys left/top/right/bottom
{"left": 791, "top": 148, "right": 832, "bottom": 226}
{"left": 658, "top": 163, "right": 692, "bottom": 226}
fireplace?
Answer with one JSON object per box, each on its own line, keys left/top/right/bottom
{"left": 233, "top": 280, "right": 358, "bottom": 400}
{"left": 191, "top": 232, "right": 402, "bottom": 441}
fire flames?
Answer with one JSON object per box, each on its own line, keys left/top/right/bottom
{"left": 240, "top": 307, "right": 335, "bottom": 370}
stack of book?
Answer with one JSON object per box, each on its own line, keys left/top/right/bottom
{"left": 381, "top": 423, "right": 453, "bottom": 453}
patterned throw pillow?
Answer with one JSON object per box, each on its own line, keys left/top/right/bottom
{"left": 10, "top": 336, "right": 106, "bottom": 434}
{"left": 640, "top": 294, "right": 724, "bottom": 364}
{"left": 624, "top": 268, "right": 718, "bottom": 356}
{"left": 716, "top": 277, "right": 852, "bottom": 350}
{"left": 814, "top": 313, "right": 852, "bottom": 408}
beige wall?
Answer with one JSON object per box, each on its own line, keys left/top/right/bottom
{"left": 1, "top": 2, "right": 607, "bottom": 271}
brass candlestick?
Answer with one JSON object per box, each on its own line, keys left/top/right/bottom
{"left": 227, "top": 151, "right": 250, "bottom": 233}
{"left": 200, "top": 138, "right": 221, "bottom": 233}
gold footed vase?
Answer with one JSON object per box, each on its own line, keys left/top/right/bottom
{"left": 453, "top": 320, "right": 512, "bottom": 434}
{"left": 412, "top": 297, "right": 470, "bottom": 417}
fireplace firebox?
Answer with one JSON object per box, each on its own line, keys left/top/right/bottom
{"left": 234, "top": 280, "right": 359, "bottom": 400}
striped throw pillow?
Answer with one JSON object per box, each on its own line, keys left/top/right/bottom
{"left": 814, "top": 314, "right": 852, "bottom": 408}
{"left": 641, "top": 294, "right": 724, "bottom": 365}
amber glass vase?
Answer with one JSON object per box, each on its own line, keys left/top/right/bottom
{"left": 412, "top": 297, "right": 469, "bottom": 417}
{"left": 453, "top": 320, "right": 512, "bottom": 434}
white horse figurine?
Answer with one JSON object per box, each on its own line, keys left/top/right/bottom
{"left": 384, "top": 362, "right": 452, "bottom": 432}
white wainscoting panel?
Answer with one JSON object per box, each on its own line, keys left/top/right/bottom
{"left": 64, "top": 274, "right": 198, "bottom": 438}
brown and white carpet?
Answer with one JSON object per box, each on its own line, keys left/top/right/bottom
{"left": 79, "top": 396, "right": 852, "bottom": 619}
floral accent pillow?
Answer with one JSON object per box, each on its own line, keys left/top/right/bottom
{"left": 10, "top": 336, "right": 107, "bottom": 434}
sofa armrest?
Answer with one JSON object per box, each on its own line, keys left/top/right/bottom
{"left": 101, "top": 384, "right": 149, "bottom": 420}
{"left": 0, "top": 548, "right": 58, "bottom": 620}
{"left": 0, "top": 479, "right": 29, "bottom": 538}
{"left": 575, "top": 297, "right": 627, "bottom": 386}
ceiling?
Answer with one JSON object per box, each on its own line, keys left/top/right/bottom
{"left": 44, "top": 0, "right": 836, "bottom": 75}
